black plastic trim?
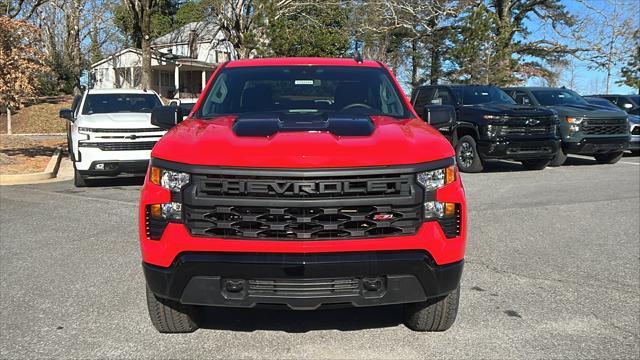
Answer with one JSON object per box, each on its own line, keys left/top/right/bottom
{"left": 144, "top": 251, "right": 463, "bottom": 310}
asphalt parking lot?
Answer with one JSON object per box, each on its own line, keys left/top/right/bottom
{"left": 1, "top": 155, "right": 639, "bottom": 359}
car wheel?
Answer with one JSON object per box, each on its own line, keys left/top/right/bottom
{"left": 521, "top": 159, "right": 551, "bottom": 170}
{"left": 74, "top": 166, "right": 87, "bottom": 187}
{"left": 549, "top": 149, "right": 567, "bottom": 167}
{"left": 146, "top": 285, "right": 198, "bottom": 333}
{"left": 455, "top": 135, "right": 483, "bottom": 173}
{"left": 594, "top": 151, "right": 624, "bottom": 164}
{"left": 403, "top": 285, "right": 460, "bottom": 332}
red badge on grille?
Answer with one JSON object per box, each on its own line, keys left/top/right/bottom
{"left": 373, "top": 213, "right": 394, "bottom": 221}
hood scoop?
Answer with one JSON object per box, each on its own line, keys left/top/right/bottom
{"left": 232, "top": 113, "right": 375, "bottom": 137}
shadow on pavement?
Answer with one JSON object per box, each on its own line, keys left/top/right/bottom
{"left": 87, "top": 176, "right": 145, "bottom": 187}
{"left": 194, "top": 304, "right": 403, "bottom": 333}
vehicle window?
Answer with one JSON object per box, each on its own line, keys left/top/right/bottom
{"left": 531, "top": 89, "right": 589, "bottom": 106}
{"left": 459, "top": 86, "right": 516, "bottom": 105}
{"left": 180, "top": 102, "right": 196, "bottom": 115}
{"left": 434, "top": 88, "right": 455, "bottom": 105}
{"left": 616, "top": 97, "right": 635, "bottom": 110}
{"left": 81, "top": 94, "right": 162, "bottom": 115}
{"left": 412, "top": 88, "right": 435, "bottom": 116}
{"left": 513, "top": 91, "right": 532, "bottom": 106}
{"left": 199, "top": 66, "right": 410, "bottom": 118}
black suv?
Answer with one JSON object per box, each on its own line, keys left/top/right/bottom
{"left": 410, "top": 84, "right": 559, "bottom": 172}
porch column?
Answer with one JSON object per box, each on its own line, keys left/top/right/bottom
{"left": 201, "top": 71, "right": 206, "bottom": 91}
{"left": 174, "top": 66, "right": 180, "bottom": 96}
{"left": 130, "top": 67, "right": 134, "bottom": 88}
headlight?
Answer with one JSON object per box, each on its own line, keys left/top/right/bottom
{"left": 149, "top": 202, "right": 182, "bottom": 221}
{"left": 566, "top": 116, "right": 583, "bottom": 124}
{"left": 424, "top": 201, "right": 456, "bottom": 219}
{"left": 150, "top": 167, "right": 190, "bottom": 191}
{"left": 417, "top": 166, "right": 456, "bottom": 190}
{"left": 78, "top": 127, "right": 93, "bottom": 133}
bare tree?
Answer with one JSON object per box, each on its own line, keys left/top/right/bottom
{"left": 125, "top": 0, "right": 154, "bottom": 88}
{"left": 572, "top": 0, "right": 639, "bottom": 94}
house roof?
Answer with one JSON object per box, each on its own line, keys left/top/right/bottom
{"left": 152, "top": 22, "right": 220, "bottom": 46}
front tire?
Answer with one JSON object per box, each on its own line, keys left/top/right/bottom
{"left": 521, "top": 159, "right": 550, "bottom": 170}
{"left": 594, "top": 151, "right": 623, "bottom": 164}
{"left": 146, "top": 285, "right": 198, "bottom": 333}
{"left": 455, "top": 135, "right": 483, "bottom": 173}
{"left": 404, "top": 285, "right": 460, "bottom": 332}
{"left": 74, "top": 166, "right": 87, "bottom": 187}
{"left": 549, "top": 149, "right": 567, "bottom": 167}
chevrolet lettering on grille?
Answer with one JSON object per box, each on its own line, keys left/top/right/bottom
{"left": 207, "top": 179, "right": 406, "bottom": 196}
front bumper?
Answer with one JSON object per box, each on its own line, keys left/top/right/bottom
{"left": 79, "top": 160, "right": 149, "bottom": 177}
{"left": 144, "top": 251, "right": 464, "bottom": 310}
{"left": 477, "top": 138, "right": 559, "bottom": 160}
{"left": 564, "top": 136, "right": 629, "bottom": 154}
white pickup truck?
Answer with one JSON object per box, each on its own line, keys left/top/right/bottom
{"left": 59, "top": 89, "right": 165, "bottom": 187}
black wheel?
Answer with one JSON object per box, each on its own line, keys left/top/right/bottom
{"left": 594, "top": 151, "right": 623, "bottom": 164}
{"left": 404, "top": 285, "right": 460, "bottom": 332}
{"left": 455, "top": 135, "right": 483, "bottom": 173}
{"left": 521, "top": 159, "right": 550, "bottom": 170}
{"left": 549, "top": 148, "right": 567, "bottom": 167}
{"left": 73, "top": 166, "right": 87, "bottom": 187}
{"left": 146, "top": 285, "right": 198, "bottom": 333}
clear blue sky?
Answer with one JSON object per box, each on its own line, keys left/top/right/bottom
{"left": 524, "top": 0, "right": 638, "bottom": 95}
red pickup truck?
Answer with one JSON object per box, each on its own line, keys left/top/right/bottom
{"left": 139, "top": 57, "right": 467, "bottom": 333}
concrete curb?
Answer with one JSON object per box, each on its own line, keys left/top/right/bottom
{"left": 0, "top": 148, "right": 63, "bottom": 185}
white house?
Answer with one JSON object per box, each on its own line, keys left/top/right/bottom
{"left": 90, "top": 22, "right": 236, "bottom": 99}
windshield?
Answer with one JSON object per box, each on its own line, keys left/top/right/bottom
{"left": 198, "top": 66, "right": 410, "bottom": 118}
{"left": 532, "top": 89, "right": 589, "bottom": 106}
{"left": 456, "top": 86, "right": 516, "bottom": 105}
{"left": 82, "top": 94, "right": 162, "bottom": 115}
{"left": 629, "top": 96, "right": 639, "bottom": 105}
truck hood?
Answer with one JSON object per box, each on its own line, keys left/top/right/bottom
{"left": 546, "top": 104, "right": 627, "bottom": 118}
{"left": 77, "top": 112, "right": 159, "bottom": 129}
{"left": 152, "top": 116, "right": 455, "bottom": 168}
{"left": 461, "top": 103, "right": 554, "bottom": 117}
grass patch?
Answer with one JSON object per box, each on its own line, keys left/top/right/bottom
{"left": 0, "top": 96, "right": 72, "bottom": 134}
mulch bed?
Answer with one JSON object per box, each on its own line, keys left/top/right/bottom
{"left": 0, "top": 96, "right": 72, "bottom": 134}
{"left": 0, "top": 136, "right": 65, "bottom": 175}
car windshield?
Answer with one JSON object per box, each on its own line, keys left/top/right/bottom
{"left": 198, "top": 66, "right": 409, "bottom": 118}
{"left": 82, "top": 93, "right": 162, "bottom": 115}
{"left": 456, "top": 86, "right": 516, "bottom": 106}
{"left": 629, "top": 96, "right": 639, "bottom": 105}
{"left": 532, "top": 89, "right": 589, "bottom": 106}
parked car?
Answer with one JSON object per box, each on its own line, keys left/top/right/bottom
{"left": 140, "top": 57, "right": 467, "bottom": 333}
{"left": 586, "top": 94, "right": 640, "bottom": 115}
{"left": 583, "top": 96, "right": 620, "bottom": 110}
{"left": 169, "top": 98, "right": 198, "bottom": 121}
{"left": 59, "top": 89, "right": 166, "bottom": 187}
{"left": 503, "top": 87, "right": 630, "bottom": 165}
{"left": 410, "top": 84, "right": 559, "bottom": 172}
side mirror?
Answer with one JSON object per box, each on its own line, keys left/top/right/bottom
{"left": 423, "top": 104, "right": 456, "bottom": 127}
{"left": 169, "top": 100, "right": 181, "bottom": 107}
{"left": 59, "top": 109, "right": 74, "bottom": 121}
{"left": 151, "top": 105, "right": 183, "bottom": 130}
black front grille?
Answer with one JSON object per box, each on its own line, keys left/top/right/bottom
{"left": 184, "top": 204, "right": 422, "bottom": 239}
{"left": 437, "top": 206, "right": 461, "bottom": 238}
{"left": 583, "top": 119, "right": 628, "bottom": 135}
{"left": 498, "top": 125, "right": 555, "bottom": 136}
{"left": 247, "top": 278, "right": 361, "bottom": 297}
{"left": 192, "top": 173, "right": 414, "bottom": 199}
{"left": 84, "top": 128, "right": 163, "bottom": 133}
{"left": 80, "top": 141, "right": 156, "bottom": 151}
